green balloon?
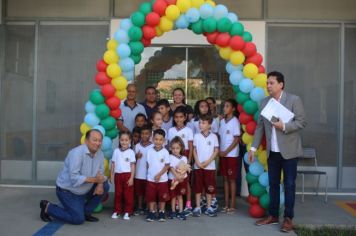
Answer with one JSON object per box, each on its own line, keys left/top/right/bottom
{"left": 106, "top": 128, "right": 118, "bottom": 139}
{"left": 243, "top": 100, "right": 258, "bottom": 115}
{"left": 139, "top": 2, "right": 152, "bottom": 15}
{"left": 254, "top": 111, "right": 259, "bottom": 122}
{"left": 129, "top": 41, "right": 144, "bottom": 55}
{"left": 89, "top": 90, "right": 105, "bottom": 105}
{"left": 101, "top": 116, "right": 116, "bottom": 131}
{"left": 130, "top": 54, "right": 142, "bottom": 64}
{"left": 259, "top": 193, "right": 270, "bottom": 210}
{"left": 130, "top": 11, "right": 145, "bottom": 27}
{"left": 233, "top": 85, "right": 240, "bottom": 93}
{"left": 243, "top": 31, "right": 253, "bottom": 42}
{"left": 217, "top": 17, "right": 232, "bottom": 33}
{"left": 202, "top": 17, "right": 217, "bottom": 33}
{"left": 250, "top": 182, "right": 266, "bottom": 197}
{"left": 236, "top": 91, "right": 250, "bottom": 104}
{"left": 191, "top": 19, "right": 204, "bottom": 35}
{"left": 128, "top": 26, "right": 143, "bottom": 41}
{"left": 95, "top": 104, "right": 110, "bottom": 120}
{"left": 93, "top": 203, "right": 103, "bottom": 213}
{"left": 230, "top": 22, "right": 244, "bottom": 36}
{"left": 246, "top": 172, "right": 259, "bottom": 185}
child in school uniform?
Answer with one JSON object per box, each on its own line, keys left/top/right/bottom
{"left": 157, "top": 99, "right": 173, "bottom": 134}
{"left": 190, "top": 100, "right": 219, "bottom": 134}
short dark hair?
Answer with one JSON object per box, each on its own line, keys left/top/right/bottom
{"left": 135, "top": 113, "right": 147, "bottom": 122}
{"left": 173, "top": 106, "right": 187, "bottom": 127}
{"left": 157, "top": 99, "right": 170, "bottom": 108}
{"left": 145, "top": 86, "right": 156, "bottom": 94}
{"left": 206, "top": 97, "right": 216, "bottom": 104}
{"left": 85, "top": 129, "right": 103, "bottom": 140}
{"left": 267, "top": 71, "right": 285, "bottom": 89}
{"left": 132, "top": 126, "right": 141, "bottom": 134}
{"left": 199, "top": 114, "right": 213, "bottom": 124}
{"left": 153, "top": 128, "right": 166, "bottom": 138}
{"left": 140, "top": 124, "right": 152, "bottom": 133}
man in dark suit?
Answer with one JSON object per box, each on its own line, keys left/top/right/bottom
{"left": 248, "top": 71, "right": 307, "bottom": 233}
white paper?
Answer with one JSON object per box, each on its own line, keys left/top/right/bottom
{"left": 261, "top": 98, "right": 295, "bottom": 123}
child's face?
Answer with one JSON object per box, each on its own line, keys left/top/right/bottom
{"left": 158, "top": 105, "right": 170, "bottom": 117}
{"left": 223, "top": 102, "right": 234, "bottom": 116}
{"left": 135, "top": 117, "right": 146, "bottom": 128}
{"left": 199, "top": 102, "right": 209, "bottom": 115}
{"left": 207, "top": 99, "right": 216, "bottom": 112}
{"left": 174, "top": 112, "right": 186, "bottom": 127}
{"left": 199, "top": 120, "right": 211, "bottom": 132}
{"left": 151, "top": 113, "right": 163, "bottom": 128}
{"left": 171, "top": 142, "right": 181, "bottom": 156}
{"left": 132, "top": 132, "right": 140, "bottom": 145}
{"left": 119, "top": 134, "right": 131, "bottom": 149}
{"left": 153, "top": 134, "right": 165, "bottom": 148}
{"left": 140, "top": 129, "right": 151, "bottom": 143}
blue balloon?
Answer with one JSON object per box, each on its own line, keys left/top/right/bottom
{"left": 122, "top": 70, "right": 134, "bottom": 81}
{"left": 85, "top": 101, "right": 96, "bottom": 113}
{"left": 103, "top": 148, "right": 113, "bottom": 160}
{"left": 175, "top": 14, "right": 189, "bottom": 29}
{"left": 229, "top": 70, "right": 244, "bottom": 86}
{"left": 186, "top": 8, "right": 200, "bottom": 23}
{"left": 102, "top": 136, "right": 113, "bottom": 151}
{"left": 93, "top": 125, "right": 106, "bottom": 136}
{"left": 249, "top": 161, "right": 264, "bottom": 177}
{"left": 243, "top": 152, "right": 252, "bottom": 165}
{"left": 114, "top": 29, "right": 129, "bottom": 44}
{"left": 250, "top": 87, "right": 265, "bottom": 102}
{"left": 239, "top": 78, "right": 254, "bottom": 93}
{"left": 258, "top": 172, "right": 269, "bottom": 187}
{"left": 227, "top": 12, "right": 238, "bottom": 23}
{"left": 116, "top": 43, "right": 131, "bottom": 58}
{"left": 120, "top": 18, "right": 132, "bottom": 31}
{"left": 119, "top": 58, "right": 135, "bottom": 72}
{"left": 214, "top": 4, "right": 228, "bottom": 19}
{"left": 199, "top": 3, "right": 214, "bottom": 19}
{"left": 226, "top": 62, "right": 243, "bottom": 74}
{"left": 84, "top": 113, "right": 100, "bottom": 127}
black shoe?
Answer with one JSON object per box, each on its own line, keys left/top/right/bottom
{"left": 40, "top": 200, "right": 52, "bottom": 222}
{"left": 85, "top": 214, "right": 99, "bottom": 222}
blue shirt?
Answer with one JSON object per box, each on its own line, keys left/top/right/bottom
{"left": 119, "top": 100, "right": 147, "bottom": 131}
{"left": 140, "top": 101, "right": 157, "bottom": 119}
{"left": 56, "top": 144, "right": 104, "bottom": 195}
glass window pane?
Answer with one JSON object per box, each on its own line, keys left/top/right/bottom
{"left": 0, "top": 24, "right": 35, "bottom": 181}
{"left": 267, "top": 24, "right": 340, "bottom": 167}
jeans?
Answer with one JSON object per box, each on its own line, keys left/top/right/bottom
{"left": 47, "top": 181, "right": 109, "bottom": 224}
{"left": 268, "top": 152, "right": 298, "bottom": 219}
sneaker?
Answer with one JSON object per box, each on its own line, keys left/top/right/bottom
{"left": 200, "top": 197, "right": 207, "bottom": 208}
{"left": 206, "top": 207, "right": 217, "bottom": 217}
{"left": 134, "top": 208, "right": 145, "bottom": 216}
{"left": 133, "top": 210, "right": 140, "bottom": 216}
{"left": 158, "top": 211, "right": 166, "bottom": 222}
{"left": 192, "top": 207, "right": 201, "bottom": 217}
{"left": 168, "top": 211, "right": 176, "bottom": 219}
{"left": 211, "top": 198, "right": 218, "bottom": 209}
{"left": 183, "top": 207, "right": 193, "bottom": 217}
{"left": 146, "top": 212, "right": 155, "bottom": 222}
{"left": 123, "top": 213, "right": 130, "bottom": 220}
{"left": 177, "top": 212, "right": 186, "bottom": 220}
{"left": 111, "top": 212, "right": 120, "bottom": 219}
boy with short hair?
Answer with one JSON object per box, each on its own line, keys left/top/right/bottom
{"left": 192, "top": 115, "right": 219, "bottom": 217}
{"left": 157, "top": 99, "right": 173, "bottom": 134}
{"left": 146, "top": 129, "right": 170, "bottom": 222}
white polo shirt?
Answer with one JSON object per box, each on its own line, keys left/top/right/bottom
{"left": 134, "top": 141, "right": 154, "bottom": 180}
{"left": 193, "top": 132, "right": 219, "bottom": 170}
{"left": 111, "top": 148, "right": 136, "bottom": 174}
{"left": 119, "top": 100, "right": 147, "bottom": 132}
{"left": 162, "top": 116, "right": 173, "bottom": 134}
{"left": 167, "top": 126, "right": 193, "bottom": 150}
{"left": 146, "top": 147, "right": 170, "bottom": 182}
{"left": 218, "top": 117, "right": 241, "bottom": 157}
{"left": 168, "top": 154, "right": 188, "bottom": 180}
{"left": 191, "top": 118, "right": 219, "bottom": 134}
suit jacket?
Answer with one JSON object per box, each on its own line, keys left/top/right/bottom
{"left": 252, "top": 91, "right": 307, "bottom": 159}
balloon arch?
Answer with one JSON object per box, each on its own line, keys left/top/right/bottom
{"left": 80, "top": 0, "right": 284, "bottom": 218}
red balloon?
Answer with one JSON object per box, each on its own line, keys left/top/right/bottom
{"left": 106, "top": 96, "right": 121, "bottom": 110}
{"left": 206, "top": 32, "right": 219, "bottom": 45}
{"left": 247, "top": 194, "right": 259, "bottom": 205}
{"left": 246, "top": 120, "right": 257, "bottom": 135}
{"left": 258, "top": 65, "right": 265, "bottom": 73}
{"left": 146, "top": 12, "right": 160, "bottom": 27}
{"left": 96, "top": 59, "right": 107, "bottom": 72}
{"left": 239, "top": 112, "right": 253, "bottom": 125}
{"left": 237, "top": 104, "right": 244, "bottom": 113}
{"left": 142, "top": 25, "right": 156, "bottom": 40}
{"left": 249, "top": 204, "right": 266, "bottom": 218}
{"left": 242, "top": 42, "right": 257, "bottom": 57}
{"left": 95, "top": 72, "right": 111, "bottom": 85}
{"left": 110, "top": 109, "right": 122, "bottom": 119}
{"left": 101, "top": 84, "right": 116, "bottom": 98}
{"left": 246, "top": 53, "right": 263, "bottom": 66}
{"left": 230, "top": 36, "right": 245, "bottom": 51}
{"left": 216, "top": 33, "right": 231, "bottom": 47}
{"left": 141, "top": 37, "right": 152, "bottom": 47}
{"left": 165, "top": 0, "right": 176, "bottom": 4}
{"left": 153, "top": 0, "right": 167, "bottom": 16}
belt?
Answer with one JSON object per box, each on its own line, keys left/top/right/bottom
{"left": 56, "top": 185, "right": 71, "bottom": 193}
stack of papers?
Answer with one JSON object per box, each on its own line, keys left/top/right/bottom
{"left": 261, "top": 98, "right": 295, "bottom": 123}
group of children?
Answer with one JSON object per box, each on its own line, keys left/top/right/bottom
{"left": 109, "top": 97, "right": 241, "bottom": 222}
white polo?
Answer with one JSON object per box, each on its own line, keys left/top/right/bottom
{"left": 146, "top": 147, "right": 170, "bottom": 182}
{"left": 167, "top": 126, "right": 193, "bottom": 150}
{"left": 134, "top": 141, "right": 154, "bottom": 180}
{"left": 168, "top": 154, "right": 188, "bottom": 180}
{"left": 162, "top": 116, "right": 173, "bottom": 134}
{"left": 218, "top": 117, "right": 241, "bottom": 157}
{"left": 111, "top": 148, "right": 136, "bottom": 174}
{"left": 193, "top": 132, "right": 219, "bottom": 170}
{"left": 191, "top": 118, "right": 219, "bottom": 134}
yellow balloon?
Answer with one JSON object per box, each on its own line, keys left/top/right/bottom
{"left": 230, "top": 51, "right": 245, "bottom": 65}
{"left": 243, "top": 63, "right": 259, "bottom": 79}
{"left": 115, "top": 89, "right": 128, "bottom": 100}
{"left": 242, "top": 124, "right": 246, "bottom": 132}
{"left": 205, "top": 0, "right": 216, "bottom": 7}
{"left": 242, "top": 132, "right": 253, "bottom": 144}
{"left": 258, "top": 150, "right": 268, "bottom": 166}
{"left": 264, "top": 88, "right": 269, "bottom": 96}
{"left": 253, "top": 73, "right": 267, "bottom": 87}
{"left": 165, "top": 5, "right": 181, "bottom": 21}
{"left": 219, "top": 47, "right": 232, "bottom": 60}
{"left": 176, "top": 0, "right": 191, "bottom": 13}
{"left": 104, "top": 159, "right": 111, "bottom": 177}
{"left": 112, "top": 76, "right": 128, "bottom": 91}
{"left": 103, "top": 50, "right": 118, "bottom": 64}
{"left": 80, "top": 123, "right": 91, "bottom": 135}
{"left": 80, "top": 135, "right": 86, "bottom": 144}
{"left": 264, "top": 165, "right": 268, "bottom": 171}
{"left": 191, "top": 0, "right": 205, "bottom": 8}
{"left": 106, "top": 63, "right": 122, "bottom": 78}
{"left": 247, "top": 142, "right": 252, "bottom": 151}
{"left": 106, "top": 39, "right": 118, "bottom": 50}
{"left": 159, "top": 16, "right": 174, "bottom": 32}
{"left": 155, "top": 26, "right": 164, "bottom": 37}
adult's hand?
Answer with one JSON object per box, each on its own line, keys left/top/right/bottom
{"left": 93, "top": 183, "right": 104, "bottom": 195}
{"left": 272, "top": 120, "right": 284, "bottom": 131}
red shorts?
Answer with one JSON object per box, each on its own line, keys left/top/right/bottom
{"left": 168, "top": 178, "right": 188, "bottom": 198}
{"left": 145, "top": 181, "right": 170, "bottom": 203}
{"left": 184, "top": 150, "right": 190, "bottom": 158}
{"left": 220, "top": 157, "right": 239, "bottom": 180}
{"left": 194, "top": 169, "right": 216, "bottom": 194}
{"left": 134, "top": 178, "right": 146, "bottom": 196}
